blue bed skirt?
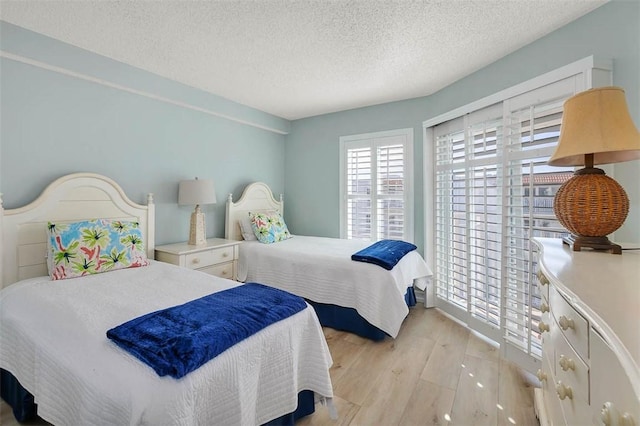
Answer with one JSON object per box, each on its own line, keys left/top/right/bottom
{"left": 307, "top": 287, "right": 416, "bottom": 341}
{"left": 0, "top": 368, "right": 315, "bottom": 425}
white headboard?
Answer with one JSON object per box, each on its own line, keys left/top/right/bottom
{"left": 225, "top": 182, "right": 283, "bottom": 241}
{"left": 1, "top": 173, "right": 155, "bottom": 287}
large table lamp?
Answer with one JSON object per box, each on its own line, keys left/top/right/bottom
{"left": 548, "top": 86, "right": 640, "bottom": 254}
{"left": 178, "top": 178, "right": 217, "bottom": 246}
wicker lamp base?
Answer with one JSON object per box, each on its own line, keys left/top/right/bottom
{"left": 553, "top": 168, "right": 628, "bottom": 255}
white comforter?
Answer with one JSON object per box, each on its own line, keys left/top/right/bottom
{"left": 238, "top": 236, "right": 433, "bottom": 338}
{"left": 0, "top": 261, "right": 334, "bottom": 426}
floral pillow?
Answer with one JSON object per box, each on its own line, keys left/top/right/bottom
{"left": 47, "top": 219, "right": 149, "bottom": 280}
{"left": 250, "top": 211, "right": 292, "bottom": 244}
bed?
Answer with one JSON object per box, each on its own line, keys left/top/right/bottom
{"left": 225, "top": 182, "right": 433, "bottom": 341}
{"left": 0, "top": 173, "right": 334, "bottom": 425}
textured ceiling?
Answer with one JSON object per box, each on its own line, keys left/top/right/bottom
{"left": 0, "top": 0, "right": 607, "bottom": 120}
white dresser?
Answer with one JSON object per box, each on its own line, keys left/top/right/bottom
{"left": 533, "top": 237, "right": 640, "bottom": 426}
{"left": 155, "top": 238, "right": 240, "bottom": 281}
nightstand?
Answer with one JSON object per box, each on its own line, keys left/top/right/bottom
{"left": 155, "top": 238, "right": 240, "bottom": 281}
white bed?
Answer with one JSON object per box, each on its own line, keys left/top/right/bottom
{"left": 225, "top": 182, "right": 433, "bottom": 340}
{"left": 0, "top": 173, "right": 334, "bottom": 425}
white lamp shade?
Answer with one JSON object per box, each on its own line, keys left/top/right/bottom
{"left": 178, "top": 179, "right": 217, "bottom": 206}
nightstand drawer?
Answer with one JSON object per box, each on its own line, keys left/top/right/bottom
{"left": 184, "top": 246, "right": 234, "bottom": 269}
{"left": 198, "top": 262, "right": 235, "bottom": 280}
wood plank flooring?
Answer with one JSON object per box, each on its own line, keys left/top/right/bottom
{"left": 298, "top": 307, "right": 540, "bottom": 426}
{"left": 0, "top": 307, "right": 539, "bottom": 426}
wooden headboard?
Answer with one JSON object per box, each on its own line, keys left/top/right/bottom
{"left": 1, "top": 173, "right": 155, "bottom": 287}
{"left": 225, "top": 182, "right": 283, "bottom": 241}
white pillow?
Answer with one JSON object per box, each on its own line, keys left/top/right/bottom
{"left": 239, "top": 215, "right": 257, "bottom": 240}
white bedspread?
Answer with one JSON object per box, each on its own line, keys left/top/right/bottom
{"left": 238, "top": 236, "right": 433, "bottom": 338}
{"left": 0, "top": 261, "right": 334, "bottom": 426}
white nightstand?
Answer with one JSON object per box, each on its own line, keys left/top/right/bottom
{"left": 155, "top": 238, "right": 240, "bottom": 281}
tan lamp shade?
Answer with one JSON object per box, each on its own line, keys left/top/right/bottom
{"left": 548, "top": 86, "right": 640, "bottom": 254}
{"left": 549, "top": 86, "right": 640, "bottom": 166}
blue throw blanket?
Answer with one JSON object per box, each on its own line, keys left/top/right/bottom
{"left": 351, "top": 239, "right": 417, "bottom": 270}
{"left": 106, "top": 283, "right": 307, "bottom": 379}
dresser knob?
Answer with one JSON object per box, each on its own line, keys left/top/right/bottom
{"left": 537, "top": 270, "right": 549, "bottom": 286}
{"left": 536, "top": 369, "right": 547, "bottom": 382}
{"left": 222, "top": 252, "right": 229, "bottom": 257}
{"left": 559, "top": 355, "right": 576, "bottom": 371}
{"left": 558, "top": 315, "right": 575, "bottom": 330}
{"left": 556, "top": 381, "right": 573, "bottom": 400}
{"left": 191, "top": 258, "right": 200, "bottom": 264}
{"left": 540, "top": 302, "right": 549, "bottom": 313}
{"left": 600, "top": 402, "right": 614, "bottom": 426}
{"left": 620, "top": 412, "right": 636, "bottom": 426}
{"left": 539, "top": 321, "right": 550, "bottom": 333}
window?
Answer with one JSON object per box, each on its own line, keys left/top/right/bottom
{"left": 340, "top": 128, "right": 414, "bottom": 242}
{"left": 424, "top": 56, "right": 611, "bottom": 371}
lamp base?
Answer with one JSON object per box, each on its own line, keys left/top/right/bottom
{"left": 562, "top": 234, "right": 622, "bottom": 255}
{"left": 188, "top": 205, "right": 207, "bottom": 246}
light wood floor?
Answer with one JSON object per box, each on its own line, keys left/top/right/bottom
{"left": 1, "top": 307, "right": 539, "bottom": 426}
{"left": 298, "top": 307, "right": 540, "bottom": 426}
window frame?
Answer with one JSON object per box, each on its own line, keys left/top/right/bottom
{"left": 339, "top": 128, "right": 415, "bottom": 242}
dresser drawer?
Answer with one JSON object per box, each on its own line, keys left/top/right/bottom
{"left": 184, "top": 246, "right": 235, "bottom": 269}
{"left": 550, "top": 286, "right": 589, "bottom": 362}
{"left": 554, "top": 331, "right": 589, "bottom": 412}
{"left": 198, "top": 262, "right": 235, "bottom": 280}
{"left": 590, "top": 329, "right": 640, "bottom": 426}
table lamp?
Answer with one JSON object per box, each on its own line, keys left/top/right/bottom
{"left": 548, "top": 86, "right": 640, "bottom": 254}
{"left": 178, "top": 178, "right": 217, "bottom": 245}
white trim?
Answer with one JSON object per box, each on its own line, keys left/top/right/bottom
{"left": 422, "top": 55, "right": 612, "bottom": 128}
{"left": 0, "top": 51, "right": 289, "bottom": 135}
{"left": 423, "top": 126, "right": 435, "bottom": 307}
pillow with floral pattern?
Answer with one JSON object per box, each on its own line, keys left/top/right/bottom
{"left": 47, "top": 219, "right": 149, "bottom": 280}
{"left": 250, "top": 211, "right": 292, "bottom": 244}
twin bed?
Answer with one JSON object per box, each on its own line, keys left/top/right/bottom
{"left": 0, "top": 174, "right": 433, "bottom": 424}
{"left": 225, "top": 182, "right": 433, "bottom": 341}
{"left": 0, "top": 173, "right": 334, "bottom": 425}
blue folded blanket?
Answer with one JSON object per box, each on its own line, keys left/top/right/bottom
{"left": 106, "top": 283, "right": 307, "bottom": 379}
{"left": 351, "top": 239, "right": 417, "bottom": 270}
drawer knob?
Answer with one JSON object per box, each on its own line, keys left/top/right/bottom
{"left": 539, "top": 321, "right": 550, "bottom": 333}
{"left": 600, "top": 402, "right": 614, "bottom": 426}
{"left": 558, "top": 355, "right": 575, "bottom": 371}
{"left": 540, "top": 302, "right": 549, "bottom": 313}
{"left": 600, "top": 402, "right": 616, "bottom": 426}
{"left": 191, "top": 258, "right": 200, "bottom": 265}
{"left": 537, "top": 271, "right": 549, "bottom": 286}
{"left": 556, "top": 381, "right": 573, "bottom": 400}
{"left": 620, "top": 412, "right": 636, "bottom": 426}
{"left": 223, "top": 252, "right": 229, "bottom": 257}
{"left": 558, "top": 315, "right": 575, "bottom": 331}
{"left": 536, "top": 369, "right": 547, "bottom": 382}
{"left": 600, "top": 402, "right": 636, "bottom": 426}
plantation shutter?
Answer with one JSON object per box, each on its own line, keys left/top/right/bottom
{"left": 432, "top": 77, "right": 584, "bottom": 369}
{"left": 377, "top": 141, "right": 405, "bottom": 240}
{"left": 342, "top": 129, "right": 413, "bottom": 242}
{"left": 346, "top": 145, "right": 373, "bottom": 240}
{"left": 501, "top": 78, "right": 577, "bottom": 367}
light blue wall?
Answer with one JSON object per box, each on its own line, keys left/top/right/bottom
{"left": 2, "top": 1, "right": 639, "bottom": 250}
{"left": 285, "top": 0, "right": 640, "bottom": 250}
{"left": 0, "top": 22, "right": 289, "bottom": 245}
